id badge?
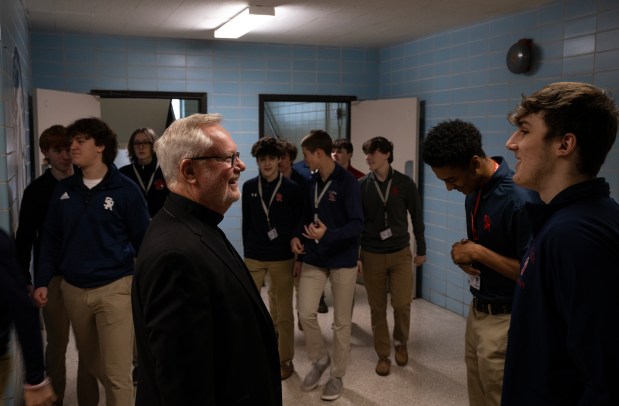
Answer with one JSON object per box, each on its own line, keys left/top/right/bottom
{"left": 380, "top": 228, "right": 392, "bottom": 240}
{"left": 468, "top": 275, "right": 481, "bottom": 290}
{"left": 267, "top": 228, "right": 279, "bottom": 241}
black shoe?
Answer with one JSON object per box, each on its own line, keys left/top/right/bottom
{"left": 318, "top": 295, "right": 328, "bottom": 313}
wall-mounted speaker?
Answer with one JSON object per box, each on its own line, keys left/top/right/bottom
{"left": 506, "top": 39, "right": 533, "bottom": 74}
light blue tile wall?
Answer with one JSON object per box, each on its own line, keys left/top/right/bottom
{"left": 380, "top": 0, "right": 619, "bottom": 316}
{"left": 1, "top": 1, "right": 31, "bottom": 402}
{"left": 0, "top": 0, "right": 31, "bottom": 236}
{"left": 31, "top": 33, "right": 379, "bottom": 252}
{"left": 26, "top": 0, "right": 619, "bottom": 316}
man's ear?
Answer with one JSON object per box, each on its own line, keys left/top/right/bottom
{"left": 470, "top": 155, "right": 482, "bottom": 171}
{"left": 557, "top": 133, "right": 577, "bottom": 156}
{"left": 179, "top": 159, "right": 197, "bottom": 183}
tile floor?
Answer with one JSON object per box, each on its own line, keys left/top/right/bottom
{"left": 62, "top": 283, "right": 468, "bottom": 405}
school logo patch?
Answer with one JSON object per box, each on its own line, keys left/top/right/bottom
{"left": 154, "top": 179, "right": 166, "bottom": 190}
{"left": 483, "top": 214, "right": 491, "bottom": 232}
{"left": 275, "top": 192, "right": 283, "bottom": 202}
{"left": 103, "top": 197, "right": 114, "bottom": 211}
{"left": 328, "top": 191, "right": 337, "bottom": 202}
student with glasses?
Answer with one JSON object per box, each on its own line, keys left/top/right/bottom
{"left": 120, "top": 128, "right": 169, "bottom": 217}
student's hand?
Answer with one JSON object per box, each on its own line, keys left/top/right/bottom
{"left": 414, "top": 255, "right": 426, "bottom": 267}
{"left": 293, "top": 261, "right": 303, "bottom": 277}
{"left": 291, "top": 237, "right": 305, "bottom": 255}
{"left": 23, "top": 378, "right": 57, "bottom": 406}
{"left": 302, "top": 219, "right": 327, "bottom": 241}
{"left": 32, "top": 287, "right": 48, "bottom": 308}
{"left": 459, "top": 264, "right": 481, "bottom": 276}
{"left": 451, "top": 239, "right": 478, "bottom": 265}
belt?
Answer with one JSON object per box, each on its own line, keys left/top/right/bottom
{"left": 473, "top": 298, "right": 511, "bottom": 315}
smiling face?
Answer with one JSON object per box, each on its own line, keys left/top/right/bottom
{"left": 257, "top": 155, "right": 281, "bottom": 182}
{"left": 192, "top": 124, "right": 246, "bottom": 214}
{"left": 431, "top": 163, "right": 479, "bottom": 196}
{"left": 506, "top": 112, "right": 556, "bottom": 193}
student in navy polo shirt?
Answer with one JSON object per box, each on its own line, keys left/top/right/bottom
{"left": 291, "top": 130, "right": 363, "bottom": 401}
{"left": 503, "top": 82, "right": 619, "bottom": 404}
{"left": 422, "top": 120, "right": 537, "bottom": 406}
{"left": 242, "top": 137, "right": 303, "bottom": 381}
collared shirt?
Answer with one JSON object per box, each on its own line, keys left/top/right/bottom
{"left": 503, "top": 177, "right": 619, "bottom": 404}
{"left": 359, "top": 168, "right": 426, "bottom": 255}
{"left": 295, "top": 163, "right": 364, "bottom": 269}
{"left": 464, "top": 156, "right": 538, "bottom": 303}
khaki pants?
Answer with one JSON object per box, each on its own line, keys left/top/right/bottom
{"left": 43, "top": 276, "right": 99, "bottom": 405}
{"left": 360, "top": 247, "right": 413, "bottom": 358}
{"left": 465, "top": 301, "right": 510, "bottom": 406}
{"left": 298, "top": 263, "right": 357, "bottom": 378}
{"left": 61, "top": 276, "right": 134, "bottom": 406}
{"left": 245, "top": 258, "right": 295, "bottom": 363}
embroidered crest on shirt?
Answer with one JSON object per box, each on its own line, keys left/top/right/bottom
{"left": 328, "top": 191, "right": 337, "bottom": 202}
{"left": 391, "top": 186, "right": 399, "bottom": 196}
{"left": 517, "top": 246, "right": 535, "bottom": 289}
{"left": 103, "top": 197, "right": 114, "bottom": 211}
{"left": 154, "top": 179, "right": 166, "bottom": 190}
{"left": 275, "top": 192, "right": 283, "bottom": 202}
{"left": 483, "top": 214, "right": 491, "bottom": 232}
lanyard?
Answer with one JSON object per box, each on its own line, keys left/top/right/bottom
{"left": 373, "top": 170, "right": 393, "bottom": 228}
{"left": 132, "top": 163, "right": 158, "bottom": 194}
{"left": 470, "top": 160, "right": 499, "bottom": 241}
{"left": 314, "top": 180, "right": 332, "bottom": 222}
{"left": 258, "top": 173, "right": 283, "bottom": 229}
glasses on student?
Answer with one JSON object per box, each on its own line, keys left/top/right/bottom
{"left": 187, "top": 152, "right": 240, "bottom": 168}
{"left": 133, "top": 141, "right": 152, "bottom": 148}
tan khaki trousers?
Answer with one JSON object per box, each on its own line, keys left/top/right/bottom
{"left": 61, "top": 276, "right": 134, "bottom": 406}
{"left": 465, "top": 301, "right": 510, "bottom": 406}
{"left": 245, "top": 258, "right": 295, "bottom": 363}
{"left": 43, "top": 276, "right": 99, "bottom": 405}
{"left": 297, "top": 263, "right": 357, "bottom": 378}
{"left": 360, "top": 247, "right": 414, "bottom": 358}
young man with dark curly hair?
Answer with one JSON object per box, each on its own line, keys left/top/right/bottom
{"left": 422, "top": 119, "right": 538, "bottom": 406}
{"left": 242, "top": 136, "right": 304, "bottom": 380}
{"left": 33, "top": 117, "right": 150, "bottom": 406}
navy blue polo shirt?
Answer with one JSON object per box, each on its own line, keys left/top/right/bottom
{"left": 464, "top": 156, "right": 538, "bottom": 303}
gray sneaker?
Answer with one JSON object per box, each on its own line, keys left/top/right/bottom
{"left": 321, "top": 377, "right": 343, "bottom": 401}
{"left": 302, "top": 355, "right": 331, "bottom": 392}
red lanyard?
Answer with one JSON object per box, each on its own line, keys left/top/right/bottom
{"left": 470, "top": 160, "right": 499, "bottom": 241}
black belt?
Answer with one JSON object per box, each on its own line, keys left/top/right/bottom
{"left": 473, "top": 298, "right": 511, "bottom": 315}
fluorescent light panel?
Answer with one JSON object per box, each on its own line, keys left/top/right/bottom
{"left": 214, "top": 6, "right": 275, "bottom": 39}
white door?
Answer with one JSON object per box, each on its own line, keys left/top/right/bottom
{"left": 350, "top": 98, "right": 422, "bottom": 295}
{"left": 350, "top": 98, "right": 420, "bottom": 182}
{"left": 33, "top": 88, "right": 101, "bottom": 177}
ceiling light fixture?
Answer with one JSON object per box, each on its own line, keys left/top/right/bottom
{"left": 214, "top": 6, "right": 276, "bottom": 39}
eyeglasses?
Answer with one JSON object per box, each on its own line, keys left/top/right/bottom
{"left": 133, "top": 141, "right": 152, "bottom": 148}
{"left": 187, "top": 152, "right": 240, "bottom": 168}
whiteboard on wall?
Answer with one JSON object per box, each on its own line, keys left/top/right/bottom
{"left": 350, "top": 98, "right": 420, "bottom": 183}
{"left": 33, "top": 88, "right": 101, "bottom": 177}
